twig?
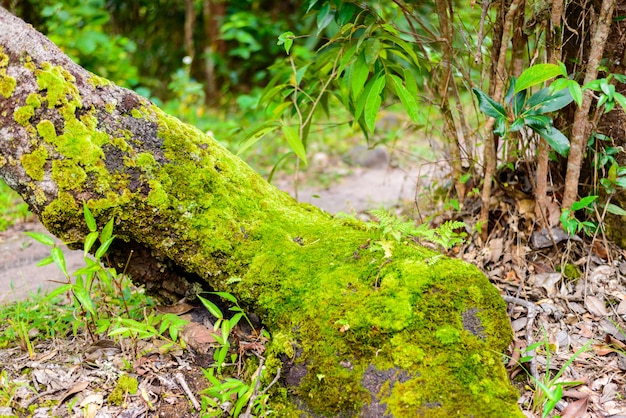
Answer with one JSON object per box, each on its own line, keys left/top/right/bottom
{"left": 175, "top": 372, "right": 201, "bottom": 411}
{"left": 242, "top": 360, "right": 282, "bottom": 418}
{"left": 503, "top": 295, "right": 538, "bottom": 379}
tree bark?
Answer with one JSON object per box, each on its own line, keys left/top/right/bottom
{"left": 0, "top": 8, "right": 521, "bottom": 416}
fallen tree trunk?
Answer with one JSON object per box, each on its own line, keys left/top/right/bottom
{"left": 0, "top": 8, "right": 521, "bottom": 416}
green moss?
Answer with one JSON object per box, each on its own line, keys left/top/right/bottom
{"left": 108, "top": 374, "right": 138, "bottom": 406}
{"left": 13, "top": 105, "right": 35, "bottom": 126}
{"left": 20, "top": 146, "right": 48, "bottom": 181}
{"left": 51, "top": 160, "right": 87, "bottom": 190}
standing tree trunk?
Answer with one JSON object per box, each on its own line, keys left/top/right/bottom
{"left": 0, "top": 8, "right": 521, "bottom": 416}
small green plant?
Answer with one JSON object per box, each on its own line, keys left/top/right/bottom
{"left": 24, "top": 202, "right": 187, "bottom": 352}
{"left": 519, "top": 337, "right": 591, "bottom": 418}
{"left": 473, "top": 63, "right": 575, "bottom": 158}
{"left": 367, "top": 208, "right": 467, "bottom": 250}
{"left": 559, "top": 195, "right": 599, "bottom": 236}
{"left": 197, "top": 292, "right": 274, "bottom": 417}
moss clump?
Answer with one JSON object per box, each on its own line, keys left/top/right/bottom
{"left": 13, "top": 105, "right": 35, "bottom": 126}
{"left": 108, "top": 374, "right": 138, "bottom": 406}
{"left": 559, "top": 263, "right": 582, "bottom": 281}
{"left": 20, "top": 146, "right": 48, "bottom": 181}
{"left": 51, "top": 160, "right": 87, "bottom": 190}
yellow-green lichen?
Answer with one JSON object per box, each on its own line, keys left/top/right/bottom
{"left": 13, "top": 105, "right": 35, "bottom": 126}
{"left": 0, "top": 155, "right": 6, "bottom": 168}
{"left": 0, "top": 71, "right": 16, "bottom": 98}
{"left": 36, "top": 62, "right": 81, "bottom": 109}
{"left": 51, "top": 160, "right": 87, "bottom": 190}
{"left": 131, "top": 108, "right": 142, "bottom": 118}
{"left": 108, "top": 374, "right": 138, "bottom": 406}
{"left": 26, "top": 93, "right": 41, "bottom": 108}
{"left": 0, "top": 46, "right": 8, "bottom": 68}
{"left": 105, "top": 102, "right": 115, "bottom": 114}
{"left": 88, "top": 73, "right": 112, "bottom": 88}
{"left": 0, "top": 47, "right": 14, "bottom": 98}
{"left": 36, "top": 120, "right": 57, "bottom": 142}
{"left": 20, "top": 146, "right": 48, "bottom": 181}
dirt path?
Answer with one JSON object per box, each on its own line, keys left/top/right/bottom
{"left": 0, "top": 223, "right": 85, "bottom": 303}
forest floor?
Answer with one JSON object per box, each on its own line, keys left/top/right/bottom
{"left": 1, "top": 145, "right": 626, "bottom": 417}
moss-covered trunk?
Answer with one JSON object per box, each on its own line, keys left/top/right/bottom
{"left": 0, "top": 8, "right": 521, "bottom": 416}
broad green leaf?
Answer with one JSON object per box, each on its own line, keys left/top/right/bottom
{"left": 388, "top": 74, "right": 419, "bottom": 123}
{"left": 354, "top": 72, "right": 383, "bottom": 122}
{"left": 572, "top": 195, "right": 598, "bottom": 210}
{"left": 277, "top": 31, "right": 294, "bottom": 55}
{"left": 526, "top": 88, "right": 573, "bottom": 114}
{"left": 37, "top": 255, "right": 54, "bottom": 267}
{"left": 211, "top": 291, "right": 237, "bottom": 303}
{"left": 100, "top": 217, "right": 114, "bottom": 245}
{"left": 73, "top": 286, "right": 95, "bottom": 317}
{"left": 351, "top": 53, "right": 369, "bottom": 100}
{"left": 95, "top": 237, "right": 114, "bottom": 260}
{"left": 606, "top": 203, "right": 626, "bottom": 216}
{"left": 524, "top": 115, "right": 551, "bottom": 129}
{"left": 337, "top": 3, "right": 356, "bottom": 26}
{"left": 515, "top": 64, "right": 561, "bottom": 93}
{"left": 282, "top": 125, "right": 307, "bottom": 166}
{"left": 338, "top": 43, "right": 358, "bottom": 75}
{"left": 364, "top": 38, "right": 381, "bottom": 65}
{"left": 613, "top": 92, "right": 626, "bottom": 110}
{"left": 83, "top": 202, "right": 97, "bottom": 232}
{"left": 472, "top": 87, "right": 506, "bottom": 119}
{"left": 364, "top": 76, "right": 386, "bottom": 133}
{"left": 403, "top": 68, "right": 418, "bottom": 99}
{"left": 567, "top": 80, "right": 583, "bottom": 107}
{"left": 510, "top": 118, "right": 525, "bottom": 132}
{"left": 198, "top": 295, "right": 223, "bottom": 320}
{"left": 532, "top": 125, "right": 570, "bottom": 156}
{"left": 25, "top": 231, "right": 55, "bottom": 247}
{"left": 237, "top": 122, "right": 280, "bottom": 156}
{"left": 84, "top": 231, "right": 99, "bottom": 255}
{"left": 316, "top": 3, "right": 334, "bottom": 34}
{"left": 51, "top": 246, "right": 67, "bottom": 275}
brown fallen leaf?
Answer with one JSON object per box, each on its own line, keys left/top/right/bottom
{"left": 560, "top": 397, "right": 588, "bottom": 418}
{"left": 585, "top": 295, "right": 608, "bottom": 317}
{"left": 155, "top": 302, "right": 195, "bottom": 315}
{"left": 56, "top": 380, "right": 90, "bottom": 406}
{"left": 180, "top": 322, "right": 217, "bottom": 354}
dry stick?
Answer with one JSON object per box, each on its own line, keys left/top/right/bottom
{"left": 242, "top": 359, "right": 282, "bottom": 418}
{"left": 562, "top": 0, "right": 615, "bottom": 209}
{"left": 175, "top": 372, "right": 201, "bottom": 411}
{"left": 479, "top": 0, "right": 523, "bottom": 240}
{"left": 503, "top": 295, "right": 539, "bottom": 380}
